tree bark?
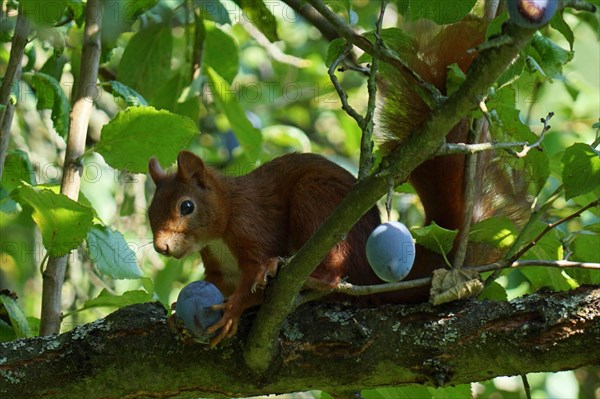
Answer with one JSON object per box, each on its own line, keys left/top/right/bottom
{"left": 1, "top": 286, "right": 599, "bottom": 399}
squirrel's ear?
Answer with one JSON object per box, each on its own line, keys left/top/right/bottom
{"left": 177, "top": 151, "right": 206, "bottom": 182}
{"left": 148, "top": 157, "right": 165, "bottom": 185}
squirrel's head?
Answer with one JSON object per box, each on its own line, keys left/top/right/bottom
{"left": 148, "top": 151, "right": 227, "bottom": 258}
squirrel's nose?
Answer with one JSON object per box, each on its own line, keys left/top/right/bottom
{"left": 154, "top": 240, "right": 170, "bottom": 256}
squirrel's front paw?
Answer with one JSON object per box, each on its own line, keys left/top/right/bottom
{"left": 206, "top": 301, "right": 242, "bottom": 347}
{"left": 250, "top": 258, "right": 280, "bottom": 293}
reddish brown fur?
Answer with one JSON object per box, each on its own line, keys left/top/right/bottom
{"left": 148, "top": 151, "right": 388, "bottom": 343}
{"left": 148, "top": 17, "right": 528, "bottom": 344}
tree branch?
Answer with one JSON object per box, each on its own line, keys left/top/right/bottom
{"left": 357, "top": 0, "right": 385, "bottom": 179}
{"left": 39, "top": 0, "right": 103, "bottom": 336}
{"left": 452, "top": 119, "right": 483, "bottom": 269}
{"left": 244, "top": 16, "right": 538, "bottom": 373}
{"left": 0, "top": 7, "right": 31, "bottom": 180}
{"left": 1, "top": 286, "right": 599, "bottom": 399}
{"left": 333, "top": 260, "right": 600, "bottom": 296}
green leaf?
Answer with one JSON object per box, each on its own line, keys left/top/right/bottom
{"left": 118, "top": 23, "right": 173, "bottom": 100}
{"left": 359, "top": 28, "right": 418, "bottom": 63}
{"left": 572, "top": 233, "right": 600, "bottom": 263}
{"left": 496, "top": 51, "right": 526, "bottom": 88}
{"left": 107, "top": 81, "right": 148, "bottom": 107}
{"left": 22, "top": 71, "right": 71, "bottom": 140}
{"left": 20, "top": 0, "right": 67, "bottom": 25}
{"left": 562, "top": 143, "right": 600, "bottom": 200}
{"left": 81, "top": 289, "right": 153, "bottom": 311}
{"left": 1, "top": 149, "right": 36, "bottom": 192}
{"left": 362, "top": 386, "right": 430, "bottom": 399}
{"left": 0, "top": 293, "right": 30, "bottom": 338}
{"left": 154, "top": 258, "right": 183, "bottom": 305}
{"left": 479, "top": 281, "right": 508, "bottom": 301}
{"left": 93, "top": 106, "right": 198, "bottom": 173}
{"left": 40, "top": 53, "right": 68, "bottom": 82}
{"left": 512, "top": 220, "right": 563, "bottom": 262}
{"left": 567, "top": 267, "right": 600, "bottom": 286}
{"left": 469, "top": 216, "right": 518, "bottom": 250}
{"left": 550, "top": 10, "right": 574, "bottom": 51}
{"left": 194, "top": 0, "right": 231, "bottom": 25}
{"left": 492, "top": 98, "right": 550, "bottom": 195}
{"left": 520, "top": 267, "right": 572, "bottom": 292}
{"left": 66, "top": 0, "right": 85, "bottom": 26}
{"left": 446, "top": 63, "right": 466, "bottom": 96}
{"left": 0, "top": 319, "right": 16, "bottom": 342}
{"left": 262, "top": 125, "right": 312, "bottom": 153}
{"left": 149, "top": 72, "right": 190, "bottom": 113}
{"left": 402, "top": 0, "right": 477, "bottom": 24}
{"left": 102, "top": 0, "right": 159, "bottom": 49}
{"left": 324, "top": 0, "right": 350, "bottom": 13}
{"left": 362, "top": 385, "right": 471, "bottom": 399}
{"left": 411, "top": 222, "right": 457, "bottom": 255}
{"left": 428, "top": 385, "right": 472, "bottom": 399}
{"left": 232, "top": 0, "right": 279, "bottom": 41}
{"left": 86, "top": 225, "right": 142, "bottom": 279}
{"left": 326, "top": 38, "right": 346, "bottom": 68}
{"left": 530, "top": 32, "right": 574, "bottom": 79}
{"left": 204, "top": 22, "right": 239, "bottom": 85}
{"left": 569, "top": 233, "right": 600, "bottom": 285}
{"left": 12, "top": 185, "right": 94, "bottom": 257}
{"left": 0, "top": 186, "right": 19, "bottom": 213}
{"left": 205, "top": 67, "right": 262, "bottom": 158}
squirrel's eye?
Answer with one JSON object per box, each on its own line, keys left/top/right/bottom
{"left": 180, "top": 200, "right": 195, "bottom": 216}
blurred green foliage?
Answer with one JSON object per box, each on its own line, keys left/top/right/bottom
{"left": 0, "top": 0, "right": 598, "bottom": 397}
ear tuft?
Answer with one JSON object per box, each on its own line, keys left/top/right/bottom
{"left": 149, "top": 157, "right": 165, "bottom": 185}
{"left": 177, "top": 151, "right": 206, "bottom": 182}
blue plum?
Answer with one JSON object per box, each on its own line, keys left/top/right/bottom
{"left": 507, "top": 0, "right": 558, "bottom": 28}
{"left": 366, "top": 221, "right": 415, "bottom": 282}
{"left": 175, "top": 281, "right": 224, "bottom": 341}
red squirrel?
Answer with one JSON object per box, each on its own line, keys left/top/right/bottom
{"left": 148, "top": 17, "right": 528, "bottom": 346}
{"left": 148, "top": 152, "right": 383, "bottom": 345}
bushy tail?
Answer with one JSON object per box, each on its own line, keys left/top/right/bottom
{"left": 376, "top": 17, "right": 530, "bottom": 265}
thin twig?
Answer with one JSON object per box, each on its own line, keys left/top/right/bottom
{"left": 328, "top": 259, "right": 600, "bottom": 297}
{"left": 515, "top": 112, "right": 553, "bottom": 158}
{"left": 328, "top": 45, "right": 364, "bottom": 125}
{"left": 508, "top": 199, "right": 599, "bottom": 264}
{"left": 522, "top": 375, "right": 532, "bottom": 399}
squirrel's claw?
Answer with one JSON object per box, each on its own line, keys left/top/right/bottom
{"left": 250, "top": 258, "right": 280, "bottom": 293}
{"left": 207, "top": 301, "right": 241, "bottom": 347}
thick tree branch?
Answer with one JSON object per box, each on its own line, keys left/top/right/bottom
{"left": 244, "top": 17, "right": 538, "bottom": 372}
{"left": 1, "top": 286, "right": 598, "bottom": 399}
